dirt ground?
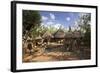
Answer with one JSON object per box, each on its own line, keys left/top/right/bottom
{"left": 23, "top": 52, "right": 79, "bottom": 62}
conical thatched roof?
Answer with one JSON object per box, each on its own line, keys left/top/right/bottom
{"left": 65, "top": 31, "right": 84, "bottom": 38}
{"left": 65, "top": 31, "right": 73, "bottom": 38}
{"left": 73, "top": 31, "right": 82, "bottom": 38}
{"left": 53, "top": 29, "right": 65, "bottom": 38}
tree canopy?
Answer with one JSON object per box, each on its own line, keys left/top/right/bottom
{"left": 78, "top": 13, "right": 91, "bottom": 47}
{"left": 23, "top": 10, "right": 41, "bottom": 35}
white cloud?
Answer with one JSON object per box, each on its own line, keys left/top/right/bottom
{"left": 45, "top": 21, "right": 61, "bottom": 29}
{"left": 66, "top": 17, "right": 70, "bottom": 21}
{"left": 47, "top": 21, "right": 54, "bottom": 25}
{"left": 50, "top": 13, "right": 55, "bottom": 20}
{"left": 44, "top": 21, "right": 54, "bottom": 28}
{"left": 42, "top": 16, "right": 48, "bottom": 21}
{"left": 42, "top": 20, "right": 64, "bottom": 30}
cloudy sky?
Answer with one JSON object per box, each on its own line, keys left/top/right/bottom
{"left": 39, "top": 11, "right": 81, "bottom": 29}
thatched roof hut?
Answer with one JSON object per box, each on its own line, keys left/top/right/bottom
{"left": 65, "top": 31, "right": 84, "bottom": 39}
{"left": 73, "top": 31, "right": 84, "bottom": 38}
{"left": 53, "top": 29, "right": 65, "bottom": 38}
{"left": 65, "top": 32, "right": 73, "bottom": 38}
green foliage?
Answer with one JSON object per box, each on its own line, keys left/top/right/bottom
{"left": 23, "top": 10, "right": 41, "bottom": 33}
{"left": 79, "top": 13, "right": 91, "bottom": 32}
{"left": 78, "top": 13, "right": 91, "bottom": 47}
{"left": 31, "top": 25, "right": 47, "bottom": 38}
{"left": 47, "top": 26, "right": 58, "bottom": 34}
{"left": 84, "top": 30, "right": 91, "bottom": 47}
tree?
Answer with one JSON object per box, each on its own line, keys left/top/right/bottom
{"left": 23, "top": 10, "right": 41, "bottom": 36}
{"left": 31, "top": 25, "right": 47, "bottom": 38}
{"left": 78, "top": 13, "right": 91, "bottom": 47}
{"left": 78, "top": 13, "right": 91, "bottom": 32}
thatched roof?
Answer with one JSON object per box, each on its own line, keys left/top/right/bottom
{"left": 53, "top": 29, "right": 65, "bottom": 38}
{"left": 65, "top": 32, "right": 73, "bottom": 38}
{"left": 73, "top": 31, "right": 82, "bottom": 38}
{"left": 65, "top": 31, "right": 84, "bottom": 38}
{"left": 42, "top": 29, "right": 84, "bottom": 39}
